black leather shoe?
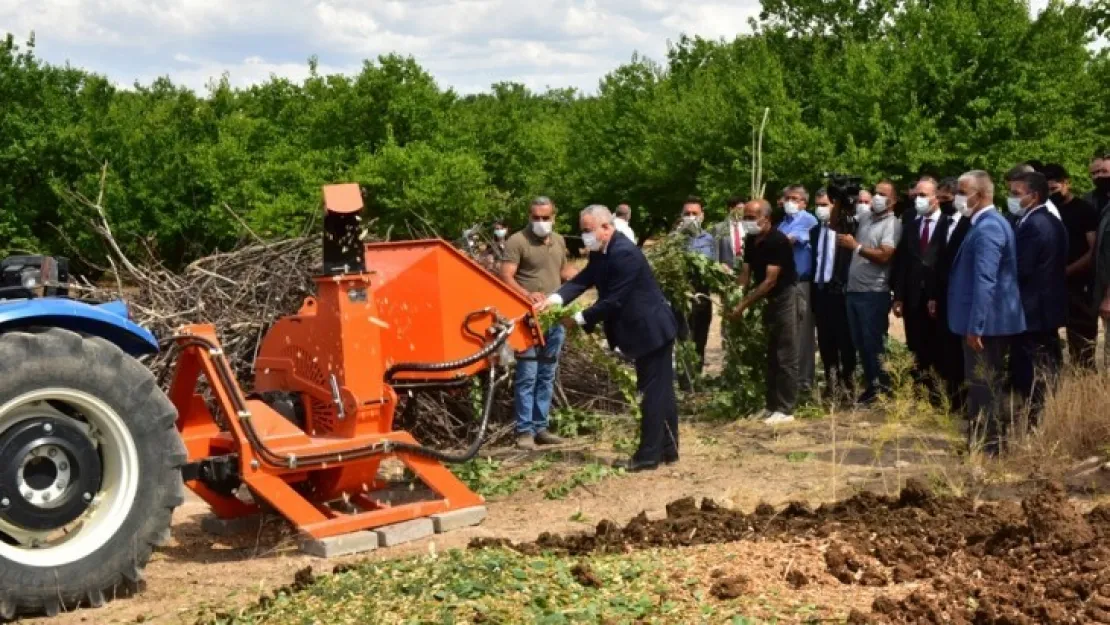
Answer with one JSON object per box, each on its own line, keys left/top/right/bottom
{"left": 663, "top": 453, "right": 679, "bottom": 465}
{"left": 612, "top": 458, "right": 659, "bottom": 472}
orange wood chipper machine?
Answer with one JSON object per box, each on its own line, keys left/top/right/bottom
{"left": 168, "top": 184, "right": 541, "bottom": 551}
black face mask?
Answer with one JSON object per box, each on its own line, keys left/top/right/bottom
{"left": 939, "top": 200, "right": 955, "bottom": 216}
{"left": 1096, "top": 177, "right": 1110, "bottom": 194}
{"left": 1049, "top": 192, "right": 1065, "bottom": 207}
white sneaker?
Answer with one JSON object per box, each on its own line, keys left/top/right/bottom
{"left": 763, "top": 412, "right": 795, "bottom": 425}
{"left": 750, "top": 408, "right": 770, "bottom": 421}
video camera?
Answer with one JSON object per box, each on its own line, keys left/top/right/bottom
{"left": 823, "top": 171, "right": 864, "bottom": 234}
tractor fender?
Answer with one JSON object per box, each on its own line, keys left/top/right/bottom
{"left": 0, "top": 297, "right": 159, "bottom": 357}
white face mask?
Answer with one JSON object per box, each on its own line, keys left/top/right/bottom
{"left": 856, "top": 203, "right": 871, "bottom": 216}
{"left": 742, "top": 220, "right": 762, "bottom": 236}
{"left": 494, "top": 228, "right": 507, "bottom": 239}
{"left": 914, "top": 196, "right": 932, "bottom": 216}
{"left": 816, "top": 205, "right": 831, "bottom": 222}
{"left": 954, "top": 194, "right": 972, "bottom": 218}
{"left": 581, "top": 231, "right": 601, "bottom": 251}
{"left": 783, "top": 201, "right": 800, "bottom": 216}
{"left": 872, "top": 195, "right": 888, "bottom": 213}
{"left": 680, "top": 215, "right": 702, "bottom": 228}
{"left": 532, "top": 220, "right": 553, "bottom": 237}
{"left": 1007, "top": 196, "right": 1026, "bottom": 217}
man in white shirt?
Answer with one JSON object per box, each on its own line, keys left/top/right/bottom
{"left": 614, "top": 203, "right": 637, "bottom": 244}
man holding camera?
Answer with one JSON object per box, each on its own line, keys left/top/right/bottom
{"left": 839, "top": 181, "right": 902, "bottom": 404}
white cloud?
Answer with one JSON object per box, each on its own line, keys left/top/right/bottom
{"left": 0, "top": 0, "right": 1058, "bottom": 95}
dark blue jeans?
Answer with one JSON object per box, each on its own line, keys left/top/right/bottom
{"left": 513, "top": 324, "right": 567, "bottom": 435}
{"left": 846, "top": 291, "right": 891, "bottom": 399}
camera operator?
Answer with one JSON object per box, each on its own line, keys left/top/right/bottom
{"left": 810, "top": 186, "right": 858, "bottom": 402}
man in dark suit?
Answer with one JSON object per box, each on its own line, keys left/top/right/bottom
{"left": 892, "top": 176, "right": 950, "bottom": 396}
{"left": 929, "top": 177, "right": 970, "bottom": 411}
{"left": 546, "top": 204, "right": 679, "bottom": 472}
{"left": 948, "top": 170, "right": 1026, "bottom": 455}
{"left": 1007, "top": 171, "right": 1068, "bottom": 426}
{"left": 715, "top": 196, "right": 747, "bottom": 272}
{"left": 809, "top": 187, "right": 856, "bottom": 402}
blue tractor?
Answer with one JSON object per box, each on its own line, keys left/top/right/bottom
{"left": 0, "top": 256, "right": 184, "bottom": 619}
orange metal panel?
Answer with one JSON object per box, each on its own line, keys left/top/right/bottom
{"left": 322, "top": 183, "right": 363, "bottom": 214}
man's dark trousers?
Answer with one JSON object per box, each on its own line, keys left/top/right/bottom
{"left": 846, "top": 291, "right": 891, "bottom": 401}
{"left": 963, "top": 337, "right": 1009, "bottom": 454}
{"left": 1011, "top": 331, "right": 1063, "bottom": 426}
{"left": 688, "top": 295, "right": 712, "bottom": 373}
{"left": 813, "top": 284, "right": 856, "bottom": 400}
{"left": 904, "top": 299, "right": 942, "bottom": 392}
{"left": 765, "top": 289, "right": 799, "bottom": 413}
{"left": 1066, "top": 286, "right": 1098, "bottom": 370}
{"left": 633, "top": 340, "right": 678, "bottom": 463}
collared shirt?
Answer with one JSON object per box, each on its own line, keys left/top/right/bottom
{"left": 777, "top": 211, "right": 818, "bottom": 279}
{"left": 687, "top": 229, "right": 718, "bottom": 261}
{"left": 614, "top": 218, "right": 637, "bottom": 244}
{"left": 917, "top": 211, "right": 940, "bottom": 248}
{"left": 1017, "top": 203, "right": 1046, "bottom": 228}
{"left": 1045, "top": 199, "right": 1061, "bottom": 221}
{"left": 847, "top": 210, "right": 902, "bottom": 293}
{"left": 814, "top": 222, "right": 836, "bottom": 284}
{"left": 725, "top": 219, "right": 745, "bottom": 261}
{"left": 946, "top": 214, "right": 962, "bottom": 243}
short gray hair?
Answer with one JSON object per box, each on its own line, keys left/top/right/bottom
{"left": 580, "top": 204, "right": 614, "bottom": 224}
{"left": 785, "top": 184, "right": 809, "bottom": 204}
{"left": 531, "top": 196, "right": 553, "bottom": 207}
{"left": 815, "top": 187, "right": 829, "bottom": 200}
{"left": 959, "top": 170, "right": 994, "bottom": 200}
{"left": 615, "top": 204, "right": 632, "bottom": 219}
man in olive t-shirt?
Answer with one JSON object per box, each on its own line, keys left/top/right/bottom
{"left": 500, "top": 197, "right": 578, "bottom": 450}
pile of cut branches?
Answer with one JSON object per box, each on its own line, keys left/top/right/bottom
{"left": 62, "top": 174, "right": 624, "bottom": 448}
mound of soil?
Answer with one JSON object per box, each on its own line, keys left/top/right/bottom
{"left": 471, "top": 479, "right": 1110, "bottom": 624}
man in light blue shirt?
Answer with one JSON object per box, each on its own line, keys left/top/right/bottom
{"left": 777, "top": 185, "right": 819, "bottom": 395}
{"left": 676, "top": 196, "right": 718, "bottom": 380}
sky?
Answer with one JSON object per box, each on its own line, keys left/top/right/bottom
{"left": 1, "top": 0, "right": 1056, "bottom": 96}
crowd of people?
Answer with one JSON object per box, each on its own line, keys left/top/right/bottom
{"left": 486, "top": 155, "right": 1110, "bottom": 470}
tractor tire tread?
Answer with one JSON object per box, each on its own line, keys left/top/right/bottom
{"left": 0, "top": 327, "right": 183, "bottom": 620}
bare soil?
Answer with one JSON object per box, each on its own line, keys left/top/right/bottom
{"left": 477, "top": 478, "right": 1110, "bottom": 624}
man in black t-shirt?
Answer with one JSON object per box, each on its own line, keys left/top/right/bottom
{"left": 1045, "top": 164, "right": 1099, "bottom": 369}
{"left": 729, "top": 199, "right": 799, "bottom": 425}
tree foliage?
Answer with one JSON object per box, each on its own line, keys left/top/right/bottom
{"left": 1, "top": 0, "right": 1108, "bottom": 271}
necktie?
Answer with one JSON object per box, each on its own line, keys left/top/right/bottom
{"left": 919, "top": 218, "right": 930, "bottom": 253}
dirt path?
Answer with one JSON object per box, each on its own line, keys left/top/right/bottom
{"left": 34, "top": 412, "right": 983, "bottom": 625}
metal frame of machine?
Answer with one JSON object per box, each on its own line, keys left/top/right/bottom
{"left": 169, "top": 184, "right": 543, "bottom": 540}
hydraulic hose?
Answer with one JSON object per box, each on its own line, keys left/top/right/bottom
{"left": 166, "top": 316, "right": 509, "bottom": 467}
{"left": 384, "top": 317, "right": 512, "bottom": 381}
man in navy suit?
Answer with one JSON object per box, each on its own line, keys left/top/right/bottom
{"left": 1007, "top": 171, "right": 1068, "bottom": 426}
{"left": 929, "top": 177, "right": 971, "bottom": 411}
{"left": 947, "top": 170, "right": 1026, "bottom": 455}
{"left": 545, "top": 204, "right": 679, "bottom": 472}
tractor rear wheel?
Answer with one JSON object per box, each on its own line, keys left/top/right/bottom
{"left": 0, "top": 328, "right": 185, "bottom": 619}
